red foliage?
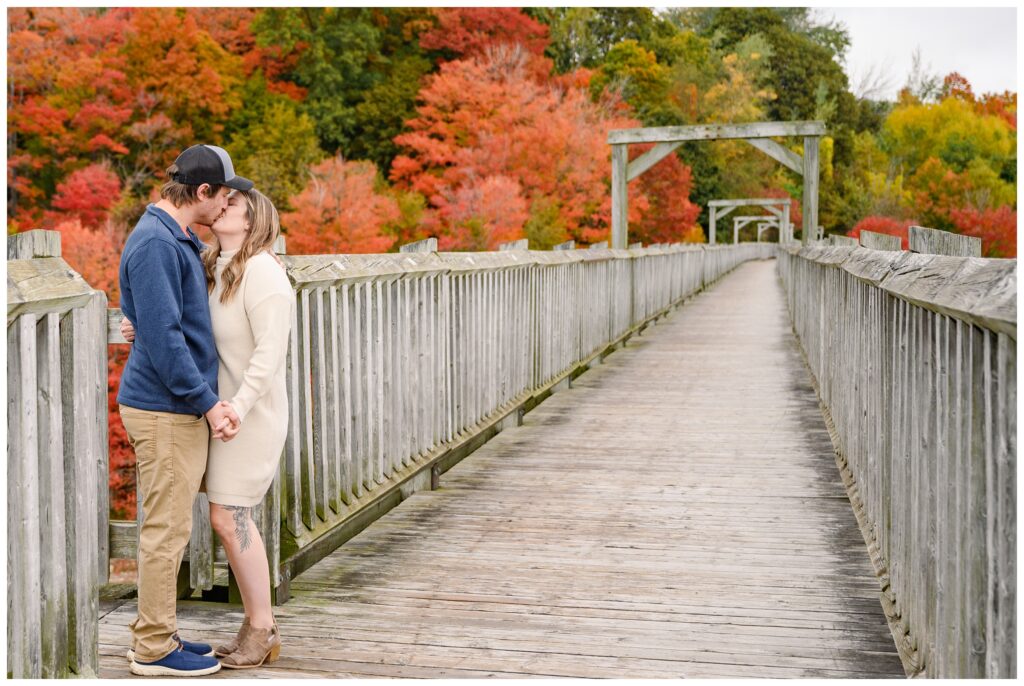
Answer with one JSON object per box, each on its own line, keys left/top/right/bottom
{"left": 630, "top": 145, "right": 702, "bottom": 244}
{"left": 108, "top": 348, "right": 135, "bottom": 519}
{"left": 847, "top": 216, "right": 917, "bottom": 250}
{"left": 49, "top": 164, "right": 122, "bottom": 228}
{"left": 420, "top": 8, "right": 550, "bottom": 60}
{"left": 282, "top": 157, "right": 400, "bottom": 254}
{"left": 950, "top": 206, "right": 1017, "bottom": 257}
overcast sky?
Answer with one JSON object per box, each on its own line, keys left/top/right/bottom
{"left": 821, "top": 7, "right": 1017, "bottom": 100}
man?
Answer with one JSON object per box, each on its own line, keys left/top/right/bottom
{"left": 117, "top": 144, "right": 251, "bottom": 677}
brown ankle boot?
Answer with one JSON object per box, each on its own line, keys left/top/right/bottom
{"left": 213, "top": 617, "right": 250, "bottom": 658}
{"left": 220, "top": 623, "right": 280, "bottom": 669}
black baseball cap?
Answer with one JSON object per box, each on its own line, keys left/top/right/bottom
{"left": 170, "top": 144, "right": 254, "bottom": 191}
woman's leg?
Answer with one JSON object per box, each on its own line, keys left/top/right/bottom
{"left": 209, "top": 503, "right": 275, "bottom": 629}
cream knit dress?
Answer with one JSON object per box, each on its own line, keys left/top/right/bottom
{"left": 204, "top": 249, "right": 293, "bottom": 507}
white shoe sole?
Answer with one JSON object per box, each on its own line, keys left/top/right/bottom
{"left": 127, "top": 648, "right": 215, "bottom": 662}
{"left": 128, "top": 659, "right": 221, "bottom": 677}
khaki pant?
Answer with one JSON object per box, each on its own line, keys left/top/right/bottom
{"left": 119, "top": 405, "right": 209, "bottom": 662}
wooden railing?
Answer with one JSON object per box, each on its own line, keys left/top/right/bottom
{"left": 778, "top": 227, "right": 1016, "bottom": 678}
{"left": 7, "top": 230, "right": 108, "bottom": 677}
{"left": 7, "top": 230, "right": 774, "bottom": 676}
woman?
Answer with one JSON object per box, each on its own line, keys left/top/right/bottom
{"left": 203, "top": 188, "right": 292, "bottom": 669}
{"left": 127, "top": 188, "right": 293, "bottom": 668}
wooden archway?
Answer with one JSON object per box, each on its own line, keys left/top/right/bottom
{"left": 709, "top": 198, "right": 792, "bottom": 245}
{"left": 607, "top": 121, "right": 825, "bottom": 248}
{"left": 731, "top": 214, "right": 779, "bottom": 244}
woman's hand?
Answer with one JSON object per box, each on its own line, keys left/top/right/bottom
{"left": 120, "top": 317, "right": 136, "bottom": 343}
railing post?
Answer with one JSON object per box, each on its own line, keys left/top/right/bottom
{"left": 802, "top": 136, "right": 820, "bottom": 244}
{"left": 8, "top": 229, "right": 62, "bottom": 259}
{"left": 611, "top": 144, "right": 628, "bottom": 249}
{"left": 399, "top": 237, "right": 438, "bottom": 253}
{"left": 498, "top": 239, "right": 529, "bottom": 251}
{"left": 8, "top": 230, "right": 105, "bottom": 677}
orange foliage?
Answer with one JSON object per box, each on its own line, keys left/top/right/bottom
{"left": 391, "top": 46, "right": 646, "bottom": 247}
{"left": 908, "top": 157, "right": 971, "bottom": 227}
{"left": 282, "top": 157, "right": 400, "bottom": 254}
{"left": 429, "top": 175, "right": 531, "bottom": 250}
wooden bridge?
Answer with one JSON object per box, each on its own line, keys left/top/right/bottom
{"left": 5, "top": 122, "right": 1016, "bottom": 679}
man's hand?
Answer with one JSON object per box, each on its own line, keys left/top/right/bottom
{"left": 206, "top": 400, "right": 241, "bottom": 441}
{"left": 120, "top": 317, "right": 136, "bottom": 343}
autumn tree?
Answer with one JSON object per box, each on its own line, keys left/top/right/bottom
{"left": 281, "top": 156, "right": 400, "bottom": 254}
{"left": 391, "top": 45, "right": 651, "bottom": 248}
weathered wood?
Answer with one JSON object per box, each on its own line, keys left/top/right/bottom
{"left": 710, "top": 200, "right": 789, "bottom": 246}
{"left": 626, "top": 140, "right": 682, "bottom": 181}
{"left": 608, "top": 120, "right": 826, "bottom": 145}
{"left": 61, "top": 301, "right": 101, "bottom": 676}
{"left": 801, "top": 136, "right": 819, "bottom": 245}
{"left": 8, "top": 229, "right": 62, "bottom": 259}
{"left": 8, "top": 314, "right": 43, "bottom": 678}
{"left": 828, "top": 235, "right": 859, "bottom": 247}
{"left": 733, "top": 216, "right": 778, "bottom": 244}
{"left": 859, "top": 230, "right": 902, "bottom": 252}
{"left": 553, "top": 240, "right": 576, "bottom": 251}
{"left": 106, "top": 308, "right": 128, "bottom": 344}
{"left": 36, "top": 312, "right": 70, "bottom": 676}
{"left": 610, "top": 144, "right": 629, "bottom": 249}
{"left": 589, "top": 241, "right": 609, "bottom": 249}
{"left": 272, "top": 235, "right": 287, "bottom": 255}
{"left": 778, "top": 244, "right": 1016, "bottom": 677}
{"left": 709, "top": 198, "right": 792, "bottom": 208}
{"left": 8, "top": 257, "right": 96, "bottom": 324}
{"left": 908, "top": 225, "right": 981, "bottom": 257}
{"left": 399, "top": 237, "right": 437, "bottom": 253}
{"left": 498, "top": 239, "right": 529, "bottom": 251}
{"left": 743, "top": 138, "right": 803, "bottom": 174}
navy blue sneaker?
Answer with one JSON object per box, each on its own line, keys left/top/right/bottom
{"left": 129, "top": 643, "right": 221, "bottom": 677}
{"left": 126, "top": 633, "right": 214, "bottom": 663}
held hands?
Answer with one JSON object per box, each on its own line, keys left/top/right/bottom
{"left": 206, "top": 400, "right": 241, "bottom": 442}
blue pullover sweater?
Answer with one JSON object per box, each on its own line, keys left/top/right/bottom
{"left": 116, "top": 204, "right": 220, "bottom": 416}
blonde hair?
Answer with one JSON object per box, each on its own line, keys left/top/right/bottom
{"left": 203, "top": 188, "right": 281, "bottom": 304}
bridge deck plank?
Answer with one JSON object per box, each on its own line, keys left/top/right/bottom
{"left": 97, "top": 260, "right": 904, "bottom": 678}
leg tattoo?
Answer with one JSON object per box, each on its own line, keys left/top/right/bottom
{"left": 225, "top": 506, "right": 252, "bottom": 553}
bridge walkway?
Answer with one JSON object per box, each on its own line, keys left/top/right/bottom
{"left": 97, "top": 259, "right": 905, "bottom": 678}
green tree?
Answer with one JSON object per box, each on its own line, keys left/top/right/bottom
{"left": 252, "top": 8, "right": 435, "bottom": 172}
{"left": 531, "top": 8, "right": 687, "bottom": 72}
{"left": 589, "top": 40, "right": 675, "bottom": 123}
{"left": 227, "top": 89, "right": 324, "bottom": 210}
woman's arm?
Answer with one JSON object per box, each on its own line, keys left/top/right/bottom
{"left": 228, "top": 292, "right": 293, "bottom": 422}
